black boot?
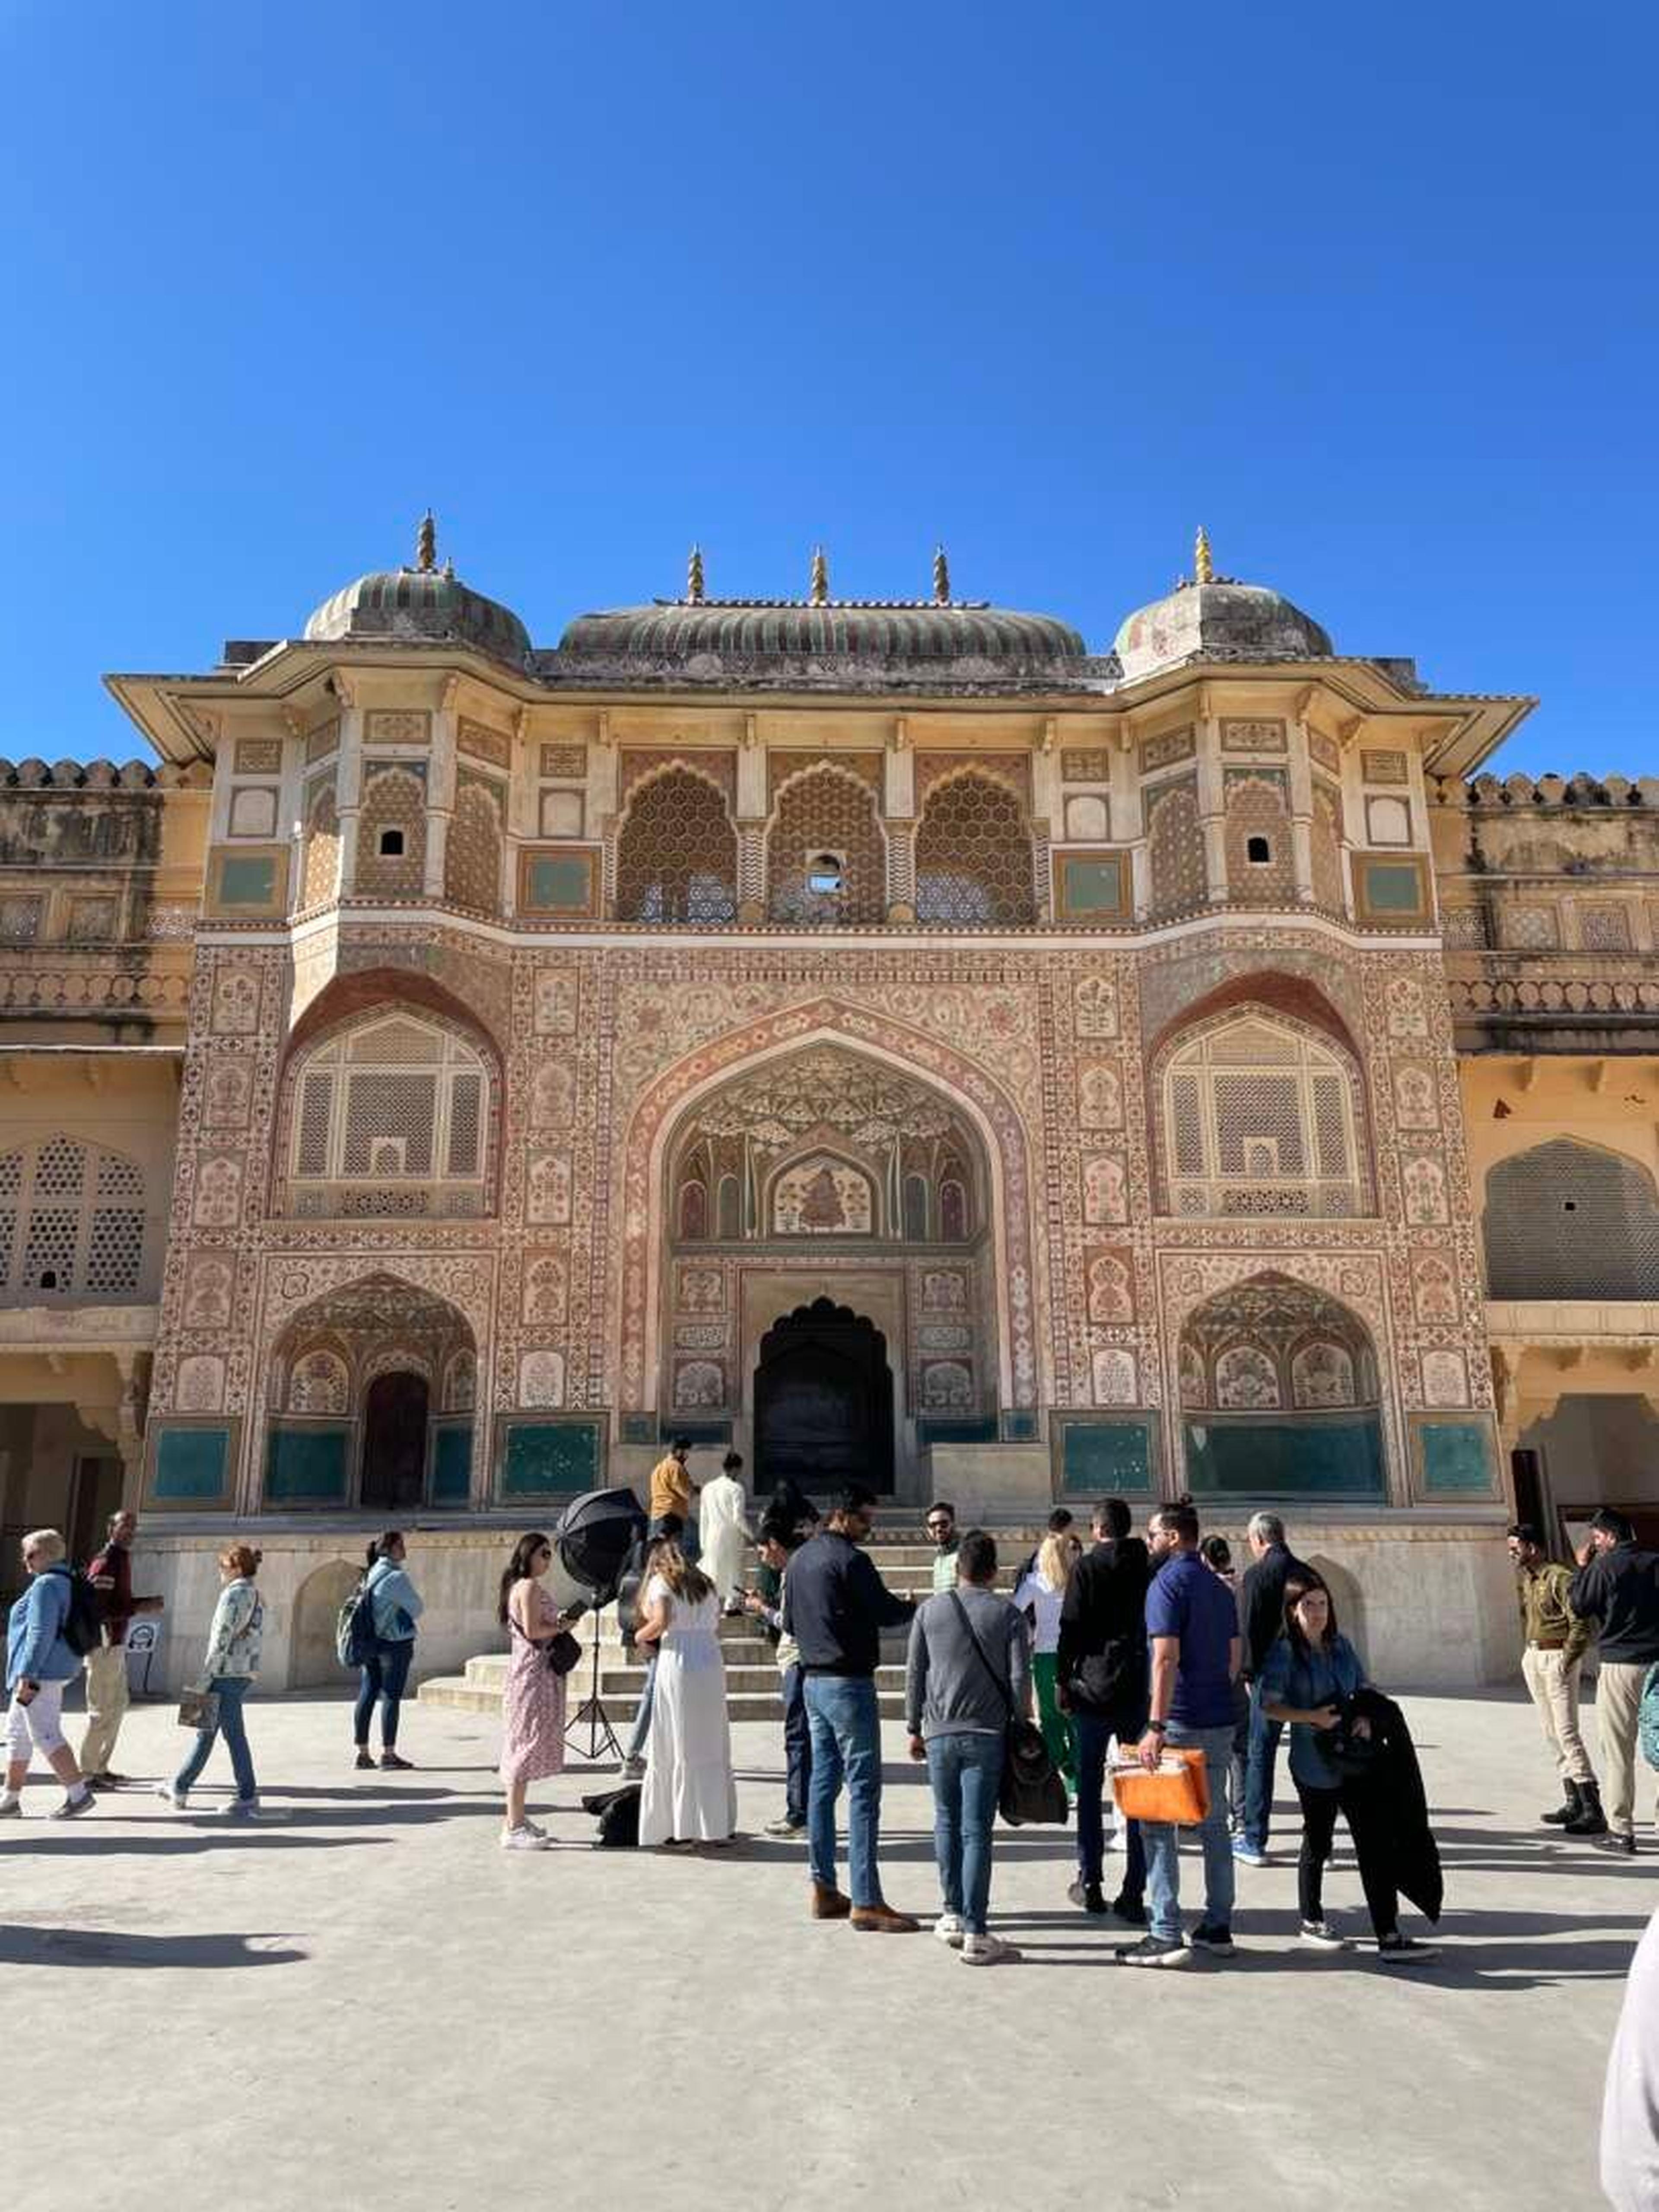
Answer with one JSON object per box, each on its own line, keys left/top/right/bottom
{"left": 1564, "top": 1778, "right": 1608, "bottom": 1836}
{"left": 1541, "top": 1780, "right": 1581, "bottom": 1826}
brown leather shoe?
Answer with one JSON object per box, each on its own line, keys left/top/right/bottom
{"left": 811, "top": 1882, "right": 853, "bottom": 1920}
{"left": 850, "top": 1903, "right": 920, "bottom": 1934}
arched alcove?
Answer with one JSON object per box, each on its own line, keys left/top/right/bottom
{"left": 289, "top": 1559, "right": 361, "bottom": 1689}
{"left": 1179, "top": 1273, "right": 1384, "bottom": 1500}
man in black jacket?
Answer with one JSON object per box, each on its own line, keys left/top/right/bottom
{"left": 1056, "top": 1498, "right": 1150, "bottom": 1922}
{"left": 782, "top": 1484, "right": 916, "bottom": 1930}
{"left": 1570, "top": 1508, "right": 1659, "bottom": 1856}
{"left": 1236, "top": 1511, "right": 1313, "bottom": 1865}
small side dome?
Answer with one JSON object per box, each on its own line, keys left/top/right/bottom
{"left": 1115, "top": 532, "right": 1332, "bottom": 681}
{"left": 303, "top": 513, "right": 530, "bottom": 669}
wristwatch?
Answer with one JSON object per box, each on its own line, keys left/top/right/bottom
{"left": 1147, "top": 1718, "right": 1168, "bottom": 1735}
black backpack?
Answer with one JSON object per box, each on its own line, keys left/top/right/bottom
{"left": 582, "top": 1782, "right": 641, "bottom": 1847}
{"left": 61, "top": 1570, "right": 104, "bottom": 1659}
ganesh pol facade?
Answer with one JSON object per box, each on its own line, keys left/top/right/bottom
{"left": 2, "top": 521, "right": 1656, "bottom": 1691}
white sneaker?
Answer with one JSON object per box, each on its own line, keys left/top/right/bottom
{"left": 500, "top": 1824, "right": 552, "bottom": 1851}
{"left": 1300, "top": 1919, "right": 1349, "bottom": 1950}
{"left": 934, "top": 1912, "right": 966, "bottom": 1948}
{"left": 50, "top": 1788, "right": 96, "bottom": 1820}
{"left": 961, "top": 1933, "right": 1022, "bottom": 1966}
{"left": 521, "top": 1818, "right": 548, "bottom": 1840}
{"left": 155, "top": 1782, "right": 188, "bottom": 1810}
{"left": 0, "top": 1795, "right": 21, "bottom": 1818}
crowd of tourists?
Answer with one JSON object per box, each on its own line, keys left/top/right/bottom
{"left": 5, "top": 1473, "right": 1658, "bottom": 1932}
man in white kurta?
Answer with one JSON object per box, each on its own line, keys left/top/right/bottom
{"left": 699, "top": 1452, "right": 752, "bottom": 1614}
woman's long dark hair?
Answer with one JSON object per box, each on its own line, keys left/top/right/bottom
{"left": 367, "top": 1530, "right": 403, "bottom": 1570}
{"left": 498, "top": 1532, "right": 550, "bottom": 1625}
{"left": 1281, "top": 1571, "right": 1338, "bottom": 1654}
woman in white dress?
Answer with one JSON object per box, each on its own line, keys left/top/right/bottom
{"left": 633, "top": 1542, "right": 737, "bottom": 1847}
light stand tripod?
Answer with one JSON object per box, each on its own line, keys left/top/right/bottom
{"left": 564, "top": 1597, "right": 623, "bottom": 1764}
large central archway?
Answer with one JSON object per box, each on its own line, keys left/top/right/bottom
{"left": 755, "top": 1298, "right": 895, "bottom": 1495}
{"left": 635, "top": 1026, "right": 1013, "bottom": 1497}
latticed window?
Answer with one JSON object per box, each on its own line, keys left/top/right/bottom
{"left": 1310, "top": 784, "right": 1345, "bottom": 914}
{"left": 1159, "top": 1014, "right": 1366, "bottom": 1217}
{"left": 287, "top": 1014, "right": 491, "bottom": 1217}
{"left": 1224, "top": 775, "right": 1296, "bottom": 906}
{"left": 1485, "top": 1140, "right": 1659, "bottom": 1299}
{"left": 356, "top": 767, "right": 427, "bottom": 896}
{"left": 616, "top": 769, "right": 738, "bottom": 923}
{"left": 914, "top": 774, "right": 1035, "bottom": 925}
{"left": 766, "top": 768, "right": 886, "bottom": 925}
{"left": 444, "top": 778, "right": 504, "bottom": 915}
{"left": 0, "top": 1138, "right": 146, "bottom": 1298}
{"left": 303, "top": 786, "right": 341, "bottom": 907}
{"left": 1146, "top": 779, "right": 1206, "bottom": 916}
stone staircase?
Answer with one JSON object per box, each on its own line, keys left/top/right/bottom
{"left": 417, "top": 1532, "right": 1036, "bottom": 1724}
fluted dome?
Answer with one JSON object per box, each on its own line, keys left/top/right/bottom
{"left": 1114, "top": 575, "right": 1332, "bottom": 682}
{"left": 303, "top": 518, "right": 530, "bottom": 669}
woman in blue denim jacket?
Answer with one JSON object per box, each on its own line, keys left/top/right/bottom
{"left": 353, "top": 1529, "right": 424, "bottom": 1772}
{"left": 1259, "top": 1574, "right": 1437, "bottom": 1964}
{"left": 2, "top": 1529, "right": 95, "bottom": 1820}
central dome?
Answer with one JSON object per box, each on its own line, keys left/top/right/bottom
{"left": 558, "top": 598, "right": 1088, "bottom": 668}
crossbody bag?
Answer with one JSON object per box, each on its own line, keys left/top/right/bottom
{"left": 945, "top": 1592, "right": 1069, "bottom": 1826}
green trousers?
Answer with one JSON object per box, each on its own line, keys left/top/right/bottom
{"left": 1032, "top": 1652, "right": 1076, "bottom": 1787}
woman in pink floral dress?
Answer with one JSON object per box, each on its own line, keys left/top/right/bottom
{"left": 498, "top": 1533, "right": 574, "bottom": 1851}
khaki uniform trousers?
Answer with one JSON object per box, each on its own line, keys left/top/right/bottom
{"left": 1596, "top": 1659, "right": 1659, "bottom": 1840}
{"left": 1520, "top": 1645, "right": 1593, "bottom": 1787}
{"left": 79, "top": 1643, "right": 130, "bottom": 1777}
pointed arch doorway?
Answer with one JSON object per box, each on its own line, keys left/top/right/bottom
{"left": 754, "top": 1298, "right": 894, "bottom": 1496}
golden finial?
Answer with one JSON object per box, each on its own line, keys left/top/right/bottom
{"left": 687, "top": 544, "right": 705, "bottom": 604}
{"left": 416, "top": 510, "right": 437, "bottom": 574}
{"left": 809, "top": 545, "right": 829, "bottom": 605}
{"left": 1194, "top": 524, "right": 1214, "bottom": 585}
{"left": 933, "top": 544, "right": 950, "bottom": 604}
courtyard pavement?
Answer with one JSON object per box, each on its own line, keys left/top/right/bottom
{"left": 0, "top": 1685, "right": 1646, "bottom": 2212}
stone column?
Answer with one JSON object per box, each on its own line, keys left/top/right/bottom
{"left": 426, "top": 679, "right": 459, "bottom": 897}
{"left": 1195, "top": 715, "right": 1227, "bottom": 901}
{"left": 335, "top": 704, "right": 365, "bottom": 894}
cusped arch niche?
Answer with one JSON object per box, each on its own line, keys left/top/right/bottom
{"left": 666, "top": 1044, "right": 983, "bottom": 1247}
{"left": 1178, "top": 1272, "right": 1384, "bottom": 1501}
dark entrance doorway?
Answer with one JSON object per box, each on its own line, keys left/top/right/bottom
{"left": 754, "top": 1298, "right": 893, "bottom": 1496}
{"left": 362, "top": 1371, "right": 430, "bottom": 1510}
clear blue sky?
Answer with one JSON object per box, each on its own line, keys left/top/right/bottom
{"left": 3, "top": 1, "right": 1654, "bottom": 773}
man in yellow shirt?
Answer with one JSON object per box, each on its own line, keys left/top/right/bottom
{"left": 648, "top": 1437, "right": 699, "bottom": 1555}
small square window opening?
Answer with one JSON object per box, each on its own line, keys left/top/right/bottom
{"left": 807, "top": 852, "right": 844, "bottom": 897}
{"left": 378, "top": 828, "right": 406, "bottom": 858}
{"left": 1246, "top": 835, "right": 1272, "bottom": 864}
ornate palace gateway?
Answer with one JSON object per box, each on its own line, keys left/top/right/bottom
{"left": 2, "top": 521, "right": 1655, "bottom": 1686}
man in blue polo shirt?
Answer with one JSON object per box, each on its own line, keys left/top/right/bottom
{"left": 1116, "top": 1500, "right": 1242, "bottom": 1968}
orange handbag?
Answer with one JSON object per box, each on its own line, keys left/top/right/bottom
{"left": 1109, "top": 1746, "right": 1210, "bottom": 1826}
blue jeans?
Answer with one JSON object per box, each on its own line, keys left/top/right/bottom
{"left": 1243, "top": 1688, "right": 1284, "bottom": 1851}
{"left": 353, "top": 1639, "right": 413, "bottom": 1748}
{"left": 1074, "top": 1710, "right": 1147, "bottom": 1901}
{"left": 1141, "top": 1722, "right": 1236, "bottom": 1942}
{"left": 804, "top": 1673, "right": 884, "bottom": 1909}
{"left": 174, "top": 1675, "right": 257, "bottom": 1803}
{"left": 781, "top": 1662, "right": 812, "bottom": 1826}
{"left": 626, "top": 1652, "right": 658, "bottom": 1759}
{"left": 925, "top": 1730, "right": 1003, "bottom": 1936}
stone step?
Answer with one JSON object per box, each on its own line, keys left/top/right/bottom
{"left": 416, "top": 1675, "right": 905, "bottom": 1723}
{"left": 454, "top": 1650, "right": 909, "bottom": 1696}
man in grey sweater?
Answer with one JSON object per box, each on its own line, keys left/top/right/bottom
{"left": 905, "top": 1529, "right": 1032, "bottom": 1966}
